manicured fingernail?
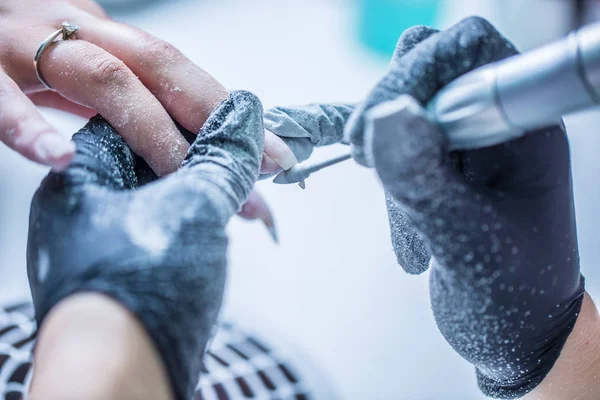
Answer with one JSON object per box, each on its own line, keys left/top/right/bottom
{"left": 264, "top": 129, "right": 298, "bottom": 170}
{"left": 265, "top": 222, "right": 279, "bottom": 244}
{"left": 238, "top": 190, "right": 280, "bottom": 243}
{"left": 257, "top": 205, "right": 279, "bottom": 244}
{"left": 261, "top": 154, "right": 283, "bottom": 174}
{"left": 34, "top": 132, "right": 75, "bottom": 171}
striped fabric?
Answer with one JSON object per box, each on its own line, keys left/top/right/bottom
{"left": 0, "top": 303, "right": 310, "bottom": 400}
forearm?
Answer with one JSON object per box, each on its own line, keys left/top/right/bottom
{"left": 525, "top": 293, "right": 600, "bottom": 400}
{"left": 29, "top": 293, "right": 173, "bottom": 400}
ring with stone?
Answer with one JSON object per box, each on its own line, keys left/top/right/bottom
{"left": 34, "top": 21, "right": 80, "bottom": 91}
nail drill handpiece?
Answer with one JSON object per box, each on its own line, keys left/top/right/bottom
{"left": 274, "top": 22, "right": 600, "bottom": 186}
{"left": 429, "top": 21, "right": 600, "bottom": 149}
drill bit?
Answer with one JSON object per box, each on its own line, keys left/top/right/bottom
{"left": 273, "top": 152, "right": 352, "bottom": 188}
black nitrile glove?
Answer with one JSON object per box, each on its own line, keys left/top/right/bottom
{"left": 348, "top": 17, "right": 585, "bottom": 398}
{"left": 27, "top": 91, "right": 264, "bottom": 400}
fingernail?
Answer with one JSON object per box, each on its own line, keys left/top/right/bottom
{"left": 264, "top": 129, "right": 298, "bottom": 171}
{"left": 238, "top": 190, "right": 280, "bottom": 244}
{"left": 34, "top": 132, "right": 76, "bottom": 171}
{"left": 261, "top": 154, "right": 283, "bottom": 174}
{"left": 259, "top": 210, "right": 279, "bottom": 244}
{"left": 265, "top": 222, "right": 280, "bottom": 244}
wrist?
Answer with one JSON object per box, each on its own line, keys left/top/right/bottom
{"left": 526, "top": 293, "right": 600, "bottom": 400}
{"left": 29, "top": 293, "right": 173, "bottom": 400}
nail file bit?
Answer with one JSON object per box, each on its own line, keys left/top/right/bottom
{"left": 273, "top": 152, "right": 352, "bottom": 188}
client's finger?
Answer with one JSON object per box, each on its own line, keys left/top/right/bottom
{"left": 39, "top": 39, "right": 189, "bottom": 177}
{"left": 68, "top": 0, "right": 110, "bottom": 18}
{"left": 0, "top": 70, "right": 74, "bottom": 170}
{"left": 79, "top": 18, "right": 228, "bottom": 135}
{"left": 28, "top": 91, "right": 96, "bottom": 119}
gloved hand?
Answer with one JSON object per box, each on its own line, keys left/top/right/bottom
{"left": 262, "top": 103, "right": 353, "bottom": 175}
{"left": 27, "top": 90, "right": 264, "bottom": 400}
{"left": 263, "top": 97, "right": 430, "bottom": 272}
{"left": 348, "top": 17, "right": 585, "bottom": 398}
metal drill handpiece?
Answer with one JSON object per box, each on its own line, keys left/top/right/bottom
{"left": 430, "top": 21, "right": 600, "bottom": 150}
{"left": 273, "top": 22, "right": 600, "bottom": 186}
{"left": 273, "top": 152, "right": 352, "bottom": 188}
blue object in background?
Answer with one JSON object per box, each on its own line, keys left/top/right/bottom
{"left": 356, "top": 0, "right": 441, "bottom": 56}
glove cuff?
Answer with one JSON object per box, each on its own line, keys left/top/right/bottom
{"left": 475, "top": 281, "right": 585, "bottom": 399}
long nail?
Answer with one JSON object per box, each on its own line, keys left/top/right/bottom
{"left": 238, "top": 190, "right": 279, "bottom": 244}
{"left": 258, "top": 207, "right": 279, "bottom": 245}
{"left": 261, "top": 154, "right": 283, "bottom": 174}
{"left": 34, "top": 132, "right": 76, "bottom": 171}
{"left": 265, "top": 222, "right": 279, "bottom": 244}
{"left": 264, "top": 129, "right": 298, "bottom": 170}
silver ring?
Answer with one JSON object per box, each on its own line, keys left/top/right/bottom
{"left": 34, "top": 21, "right": 80, "bottom": 91}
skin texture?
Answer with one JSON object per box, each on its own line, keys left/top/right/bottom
{"left": 0, "top": 0, "right": 294, "bottom": 231}
{"left": 525, "top": 294, "right": 600, "bottom": 400}
{"left": 0, "top": 0, "right": 228, "bottom": 174}
{"left": 29, "top": 293, "right": 172, "bottom": 400}
{"left": 27, "top": 91, "right": 264, "bottom": 400}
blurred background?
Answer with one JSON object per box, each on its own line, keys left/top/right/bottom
{"left": 1, "top": 0, "right": 600, "bottom": 399}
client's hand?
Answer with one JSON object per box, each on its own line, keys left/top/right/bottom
{"left": 0, "top": 0, "right": 297, "bottom": 179}
{"left": 27, "top": 91, "right": 264, "bottom": 400}
{"left": 0, "top": 0, "right": 230, "bottom": 175}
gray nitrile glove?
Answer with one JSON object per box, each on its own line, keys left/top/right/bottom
{"left": 262, "top": 103, "right": 354, "bottom": 174}
{"left": 357, "top": 17, "right": 584, "bottom": 398}
{"left": 27, "top": 91, "right": 264, "bottom": 400}
{"left": 344, "top": 24, "right": 437, "bottom": 167}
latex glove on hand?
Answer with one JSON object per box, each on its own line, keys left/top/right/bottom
{"left": 352, "top": 17, "right": 584, "bottom": 398}
{"left": 27, "top": 91, "right": 264, "bottom": 400}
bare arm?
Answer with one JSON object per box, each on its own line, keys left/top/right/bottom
{"left": 526, "top": 293, "right": 600, "bottom": 400}
{"left": 30, "top": 294, "right": 172, "bottom": 400}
